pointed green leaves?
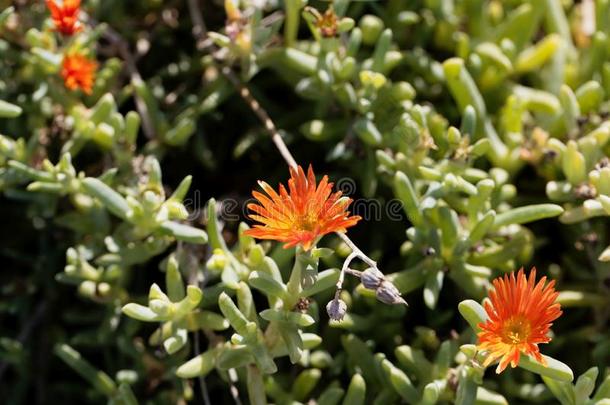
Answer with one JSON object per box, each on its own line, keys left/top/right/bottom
{"left": 54, "top": 344, "right": 117, "bottom": 397}
{"left": 520, "top": 355, "right": 574, "bottom": 382}
{"left": 492, "top": 204, "right": 563, "bottom": 229}
{"left": 394, "top": 171, "right": 423, "bottom": 227}
{"left": 159, "top": 221, "right": 208, "bottom": 244}
{"left": 122, "top": 303, "right": 160, "bottom": 322}
{"left": 458, "top": 299, "right": 487, "bottom": 332}
{"left": 0, "top": 100, "right": 22, "bottom": 118}
{"left": 81, "top": 177, "right": 131, "bottom": 220}
{"left": 176, "top": 350, "right": 217, "bottom": 378}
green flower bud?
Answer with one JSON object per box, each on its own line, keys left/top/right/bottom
{"left": 392, "top": 81, "right": 416, "bottom": 101}
{"left": 359, "top": 15, "right": 384, "bottom": 45}
{"left": 206, "top": 248, "right": 228, "bottom": 271}
{"left": 337, "top": 17, "right": 355, "bottom": 33}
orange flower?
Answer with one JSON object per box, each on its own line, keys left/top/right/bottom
{"left": 315, "top": 7, "right": 339, "bottom": 38}
{"left": 61, "top": 54, "right": 97, "bottom": 94}
{"left": 245, "top": 165, "right": 361, "bottom": 250}
{"left": 46, "top": 0, "right": 82, "bottom": 36}
{"left": 477, "top": 268, "right": 562, "bottom": 373}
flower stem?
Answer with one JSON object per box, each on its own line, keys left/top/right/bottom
{"left": 336, "top": 232, "right": 379, "bottom": 270}
{"left": 333, "top": 251, "right": 358, "bottom": 303}
{"left": 263, "top": 249, "right": 310, "bottom": 352}
{"left": 284, "top": 0, "right": 301, "bottom": 47}
{"left": 285, "top": 248, "right": 310, "bottom": 309}
{"left": 247, "top": 365, "right": 267, "bottom": 405}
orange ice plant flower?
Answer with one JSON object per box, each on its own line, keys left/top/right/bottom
{"left": 477, "top": 268, "right": 562, "bottom": 373}
{"left": 46, "top": 0, "right": 83, "bottom": 36}
{"left": 61, "top": 54, "right": 97, "bottom": 94}
{"left": 245, "top": 165, "right": 361, "bottom": 250}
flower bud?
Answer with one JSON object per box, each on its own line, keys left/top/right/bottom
{"left": 206, "top": 248, "right": 228, "bottom": 272}
{"left": 376, "top": 280, "right": 408, "bottom": 306}
{"left": 361, "top": 267, "right": 384, "bottom": 290}
{"left": 337, "top": 17, "right": 355, "bottom": 34}
{"left": 359, "top": 14, "right": 384, "bottom": 45}
{"left": 326, "top": 298, "right": 347, "bottom": 321}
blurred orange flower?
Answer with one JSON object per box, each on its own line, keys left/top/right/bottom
{"left": 245, "top": 165, "right": 361, "bottom": 250}
{"left": 477, "top": 268, "right": 562, "bottom": 373}
{"left": 61, "top": 54, "right": 97, "bottom": 94}
{"left": 46, "top": 0, "right": 82, "bottom": 36}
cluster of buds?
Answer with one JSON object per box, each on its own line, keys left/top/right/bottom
{"left": 360, "top": 267, "right": 408, "bottom": 306}
{"left": 326, "top": 266, "right": 407, "bottom": 321}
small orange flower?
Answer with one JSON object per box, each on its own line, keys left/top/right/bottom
{"left": 245, "top": 165, "right": 361, "bottom": 250}
{"left": 46, "top": 0, "right": 83, "bottom": 36}
{"left": 477, "top": 268, "right": 562, "bottom": 373}
{"left": 61, "top": 54, "right": 97, "bottom": 94}
{"left": 315, "top": 7, "right": 339, "bottom": 38}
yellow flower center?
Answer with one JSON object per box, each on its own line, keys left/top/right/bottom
{"left": 295, "top": 213, "right": 318, "bottom": 232}
{"left": 501, "top": 315, "right": 531, "bottom": 344}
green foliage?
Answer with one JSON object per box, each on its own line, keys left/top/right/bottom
{"left": 2, "top": 0, "right": 610, "bottom": 404}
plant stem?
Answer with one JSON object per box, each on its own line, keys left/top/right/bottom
{"left": 336, "top": 232, "right": 379, "bottom": 269}
{"left": 228, "top": 368, "right": 244, "bottom": 405}
{"left": 247, "top": 365, "right": 267, "bottom": 405}
{"left": 186, "top": 0, "right": 379, "bottom": 275}
{"left": 220, "top": 66, "right": 298, "bottom": 169}
{"left": 332, "top": 252, "right": 358, "bottom": 303}
{"left": 99, "top": 26, "right": 156, "bottom": 140}
{"left": 284, "top": 0, "right": 301, "bottom": 47}
{"left": 186, "top": 0, "right": 298, "bottom": 169}
{"left": 285, "top": 249, "right": 309, "bottom": 308}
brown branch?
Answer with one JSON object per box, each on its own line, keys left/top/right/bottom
{"left": 100, "top": 26, "right": 156, "bottom": 140}
{"left": 186, "top": 0, "right": 390, "bottom": 314}
{"left": 220, "top": 66, "right": 298, "bottom": 168}
{"left": 186, "top": 0, "right": 298, "bottom": 169}
{"left": 186, "top": 0, "right": 383, "bottom": 298}
{"left": 0, "top": 300, "right": 46, "bottom": 381}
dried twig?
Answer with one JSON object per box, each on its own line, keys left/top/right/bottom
{"left": 228, "top": 368, "right": 244, "bottom": 405}
{"left": 185, "top": 4, "right": 249, "bottom": 404}
{"left": 186, "top": 0, "right": 209, "bottom": 47}
{"left": 186, "top": 0, "right": 402, "bottom": 323}
{"left": 186, "top": 0, "right": 374, "bottom": 264}
{"left": 177, "top": 241, "right": 212, "bottom": 405}
{"left": 332, "top": 251, "right": 358, "bottom": 303}
{"left": 0, "top": 300, "right": 46, "bottom": 381}
{"left": 337, "top": 232, "right": 378, "bottom": 269}
{"left": 186, "top": 0, "right": 298, "bottom": 168}
{"left": 192, "top": 330, "right": 212, "bottom": 405}
{"left": 221, "top": 67, "right": 298, "bottom": 168}
{"left": 186, "top": 0, "right": 390, "bottom": 310}
{"left": 100, "top": 26, "right": 156, "bottom": 140}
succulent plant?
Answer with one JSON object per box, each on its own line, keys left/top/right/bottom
{"left": 1, "top": 1, "right": 610, "bottom": 404}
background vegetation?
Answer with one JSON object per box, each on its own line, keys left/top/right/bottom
{"left": 1, "top": 0, "right": 610, "bottom": 404}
